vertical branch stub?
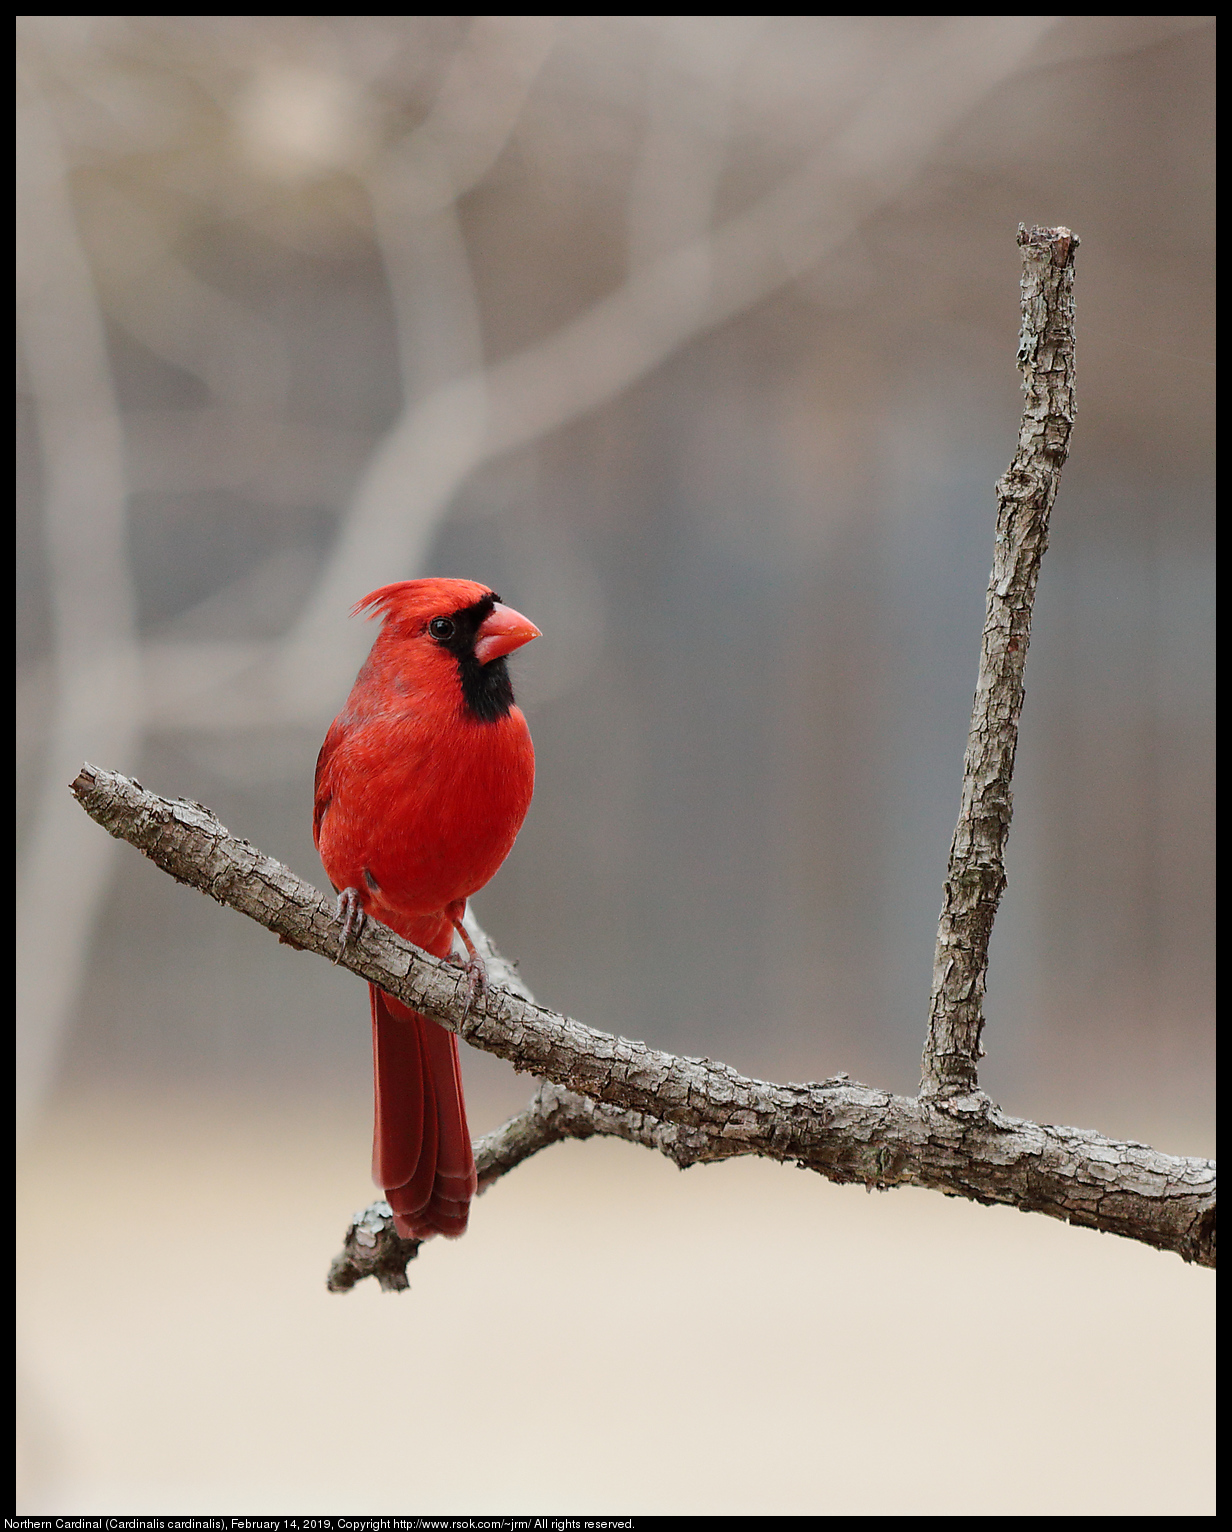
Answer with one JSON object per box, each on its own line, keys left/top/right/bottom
{"left": 920, "top": 224, "right": 1079, "bottom": 1099}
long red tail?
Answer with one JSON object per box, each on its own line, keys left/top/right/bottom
{"left": 370, "top": 985, "right": 478, "bottom": 1239}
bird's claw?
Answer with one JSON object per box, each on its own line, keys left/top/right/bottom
{"left": 450, "top": 915, "right": 488, "bottom": 1019}
{"left": 335, "top": 887, "right": 366, "bottom": 960}
{"left": 459, "top": 949, "right": 488, "bottom": 1019}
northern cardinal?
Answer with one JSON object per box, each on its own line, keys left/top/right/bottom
{"left": 314, "top": 578, "right": 539, "bottom": 1239}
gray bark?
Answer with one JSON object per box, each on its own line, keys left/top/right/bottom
{"left": 921, "top": 225, "right": 1079, "bottom": 1098}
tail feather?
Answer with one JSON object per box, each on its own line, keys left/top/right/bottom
{"left": 370, "top": 985, "right": 477, "bottom": 1240}
{"left": 377, "top": 1018, "right": 438, "bottom": 1226}
{"left": 370, "top": 985, "right": 427, "bottom": 1191}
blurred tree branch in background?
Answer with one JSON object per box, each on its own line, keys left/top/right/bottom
{"left": 91, "top": 16, "right": 1064, "bottom": 732}
{"left": 67, "top": 224, "right": 1217, "bottom": 1283}
{"left": 16, "top": 63, "right": 142, "bottom": 1124}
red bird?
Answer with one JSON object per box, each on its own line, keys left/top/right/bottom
{"left": 313, "top": 578, "right": 539, "bottom": 1240}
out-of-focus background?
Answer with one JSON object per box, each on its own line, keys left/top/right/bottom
{"left": 17, "top": 16, "right": 1214, "bottom": 1515}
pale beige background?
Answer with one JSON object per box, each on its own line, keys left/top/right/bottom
{"left": 17, "top": 1091, "right": 1215, "bottom": 1515}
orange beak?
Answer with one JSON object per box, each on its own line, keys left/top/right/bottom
{"left": 474, "top": 602, "right": 541, "bottom": 666}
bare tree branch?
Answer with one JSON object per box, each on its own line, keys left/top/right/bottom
{"left": 69, "top": 763, "right": 1216, "bottom": 1279}
{"left": 922, "top": 225, "right": 1079, "bottom": 1100}
{"left": 328, "top": 1080, "right": 728, "bottom": 1293}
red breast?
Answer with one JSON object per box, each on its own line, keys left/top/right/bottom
{"left": 314, "top": 579, "right": 539, "bottom": 946}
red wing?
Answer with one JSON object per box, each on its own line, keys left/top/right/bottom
{"left": 313, "top": 715, "right": 347, "bottom": 848}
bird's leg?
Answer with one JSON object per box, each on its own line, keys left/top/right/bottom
{"left": 447, "top": 902, "right": 488, "bottom": 1017}
{"left": 334, "top": 886, "right": 366, "bottom": 960}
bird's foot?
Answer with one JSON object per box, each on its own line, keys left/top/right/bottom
{"left": 457, "top": 950, "right": 488, "bottom": 1019}
{"left": 450, "top": 914, "right": 488, "bottom": 1019}
{"left": 334, "top": 887, "right": 366, "bottom": 960}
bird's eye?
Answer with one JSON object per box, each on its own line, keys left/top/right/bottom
{"left": 428, "top": 617, "right": 455, "bottom": 641}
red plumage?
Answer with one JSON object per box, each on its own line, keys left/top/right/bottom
{"left": 314, "top": 578, "right": 538, "bottom": 1239}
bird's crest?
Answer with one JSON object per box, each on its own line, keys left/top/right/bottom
{"left": 352, "top": 579, "right": 496, "bottom": 630}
